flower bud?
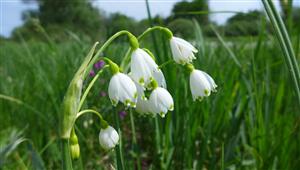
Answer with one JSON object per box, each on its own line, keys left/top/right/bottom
{"left": 70, "top": 143, "right": 80, "bottom": 160}
{"left": 70, "top": 130, "right": 80, "bottom": 160}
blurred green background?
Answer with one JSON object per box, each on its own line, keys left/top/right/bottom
{"left": 1, "top": 0, "right": 300, "bottom": 169}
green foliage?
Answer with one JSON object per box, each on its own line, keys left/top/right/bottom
{"left": 224, "top": 10, "right": 266, "bottom": 36}
{"left": 169, "top": 0, "right": 209, "bottom": 24}
{"left": 105, "top": 13, "right": 138, "bottom": 37}
{"left": 167, "top": 18, "right": 195, "bottom": 39}
{"left": 292, "top": 7, "right": 300, "bottom": 29}
{"left": 19, "top": 0, "right": 104, "bottom": 41}
{"left": 1, "top": 22, "right": 300, "bottom": 168}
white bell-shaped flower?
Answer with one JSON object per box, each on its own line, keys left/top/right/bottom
{"left": 170, "top": 37, "right": 198, "bottom": 65}
{"left": 190, "top": 69, "right": 217, "bottom": 101}
{"left": 148, "top": 87, "right": 174, "bottom": 118}
{"left": 108, "top": 72, "right": 137, "bottom": 107}
{"left": 131, "top": 48, "right": 159, "bottom": 86}
{"left": 99, "top": 126, "right": 119, "bottom": 150}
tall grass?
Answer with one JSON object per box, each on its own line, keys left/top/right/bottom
{"left": 1, "top": 6, "right": 300, "bottom": 170}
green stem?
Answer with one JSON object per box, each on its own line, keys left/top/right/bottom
{"left": 76, "top": 109, "right": 108, "bottom": 129}
{"left": 154, "top": 116, "right": 162, "bottom": 168}
{"left": 266, "top": 0, "right": 300, "bottom": 87}
{"left": 138, "top": 26, "right": 173, "bottom": 41}
{"left": 119, "top": 26, "right": 172, "bottom": 72}
{"left": 114, "top": 109, "right": 125, "bottom": 170}
{"left": 83, "top": 31, "right": 135, "bottom": 79}
{"left": 78, "top": 65, "right": 109, "bottom": 111}
{"left": 129, "top": 109, "right": 141, "bottom": 170}
{"left": 62, "top": 139, "right": 73, "bottom": 170}
{"left": 76, "top": 109, "right": 103, "bottom": 120}
{"left": 262, "top": 0, "right": 300, "bottom": 105}
{"left": 159, "top": 60, "right": 175, "bottom": 69}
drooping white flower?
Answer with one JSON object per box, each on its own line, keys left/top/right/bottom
{"left": 131, "top": 48, "right": 159, "bottom": 86}
{"left": 170, "top": 37, "right": 198, "bottom": 65}
{"left": 108, "top": 72, "right": 137, "bottom": 107}
{"left": 99, "top": 126, "right": 119, "bottom": 150}
{"left": 189, "top": 69, "right": 217, "bottom": 101}
{"left": 148, "top": 87, "right": 174, "bottom": 117}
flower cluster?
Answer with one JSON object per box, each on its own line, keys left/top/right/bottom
{"left": 70, "top": 28, "right": 217, "bottom": 153}
{"left": 106, "top": 34, "right": 217, "bottom": 117}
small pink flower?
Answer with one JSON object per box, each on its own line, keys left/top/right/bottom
{"left": 119, "top": 111, "right": 127, "bottom": 119}
{"left": 89, "top": 70, "right": 95, "bottom": 77}
{"left": 100, "top": 91, "right": 107, "bottom": 97}
{"left": 94, "top": 60, "right": 105, "bottom": 70}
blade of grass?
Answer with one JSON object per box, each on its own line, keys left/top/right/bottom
{"left": 262, "top": 0, "right": 300, "bottom": 105}
{"left": 210, "top": 25, "right": 242, "bottom": 68}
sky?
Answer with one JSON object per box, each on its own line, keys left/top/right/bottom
{"left": 1, "top": 0, "right": 300, "bottom": 38}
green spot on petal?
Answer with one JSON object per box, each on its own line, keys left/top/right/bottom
{"left": 134, "top": 92, "right": 138, "bottom": 99}
{"left": 139, "top": 78, "right": 144, "bottom": 85}
{"left": 169, "top": 104, "right": 174, "bottom": 111}
{"left": 111, "top": 99, "right": 118, "bottom": 106}
{"left": 159, "top": 112, "right": 166, "bottom": 118}
{"left": 204, "top": 89, "right": 209, "bottom": 95}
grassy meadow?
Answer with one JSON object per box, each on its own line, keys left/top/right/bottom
{"left": 1, "top": 17, "right": 300, "bottom": 170}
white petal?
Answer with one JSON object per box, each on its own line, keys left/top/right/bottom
{"left": 108, "top": 73, "right": 137, "bottom": 107}
{"left": 149, "top": 87, "right": 174, "bottom": 117}
{"left": 153, "top": 69, "right": 167, "bottom": 88}
{"left": 170, "top": 37, "right": 198, "bottom": 65}
{"left": 131, "top": 48, "right": 158, "bottom": 86}
{"left": 170, "top": 38, "right": 185, "bottom": 64}
{"left": 108, "top": 74, "right": 120, "bottom": 105}
{"left": 201, "top": 71, "right": 217, "bottom": 92}
{"left": 99, "top": 126, "right": 119, "bottom": 150}
{"left": 190, "top": 70, "right": 211, "bottom": 101}
{"left": 173, "top": 37, "right": 198, "bottom": 53}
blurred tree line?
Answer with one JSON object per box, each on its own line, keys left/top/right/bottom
{"left": 10, "top": 0, "right": 300, "bottom": 41}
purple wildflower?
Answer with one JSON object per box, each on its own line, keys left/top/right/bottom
{"left": 89, "top": 70, "right": 95, "bottom": 77}
{"left": 119, "top": 111, "right": 127, "bottom": 119}
{"left": 94, "top": 60, "right": 105, "bottom": 70}
{"left": 100, "top": 91, "right": 107, "bottom": 97}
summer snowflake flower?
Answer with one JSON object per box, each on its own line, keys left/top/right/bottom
{"left": 131, "top": 48, "right": 159, "bottom": 86}
{"left": 99, "top": 126, "right": 119, "bottom": 150}
{"left": 131, "top": 70, "right": 167, "bottom": 115}
{"left": 170, "top": 37, "right": 198, "bottom": 65}
{"left": 149, "top": 87, "right": 174, "bottom": 118}
{"left": 108, "top": 72, "right": 137, "bottom": 107}
{"left": 190, "top": 69, "right": 217, "bottom": 101}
